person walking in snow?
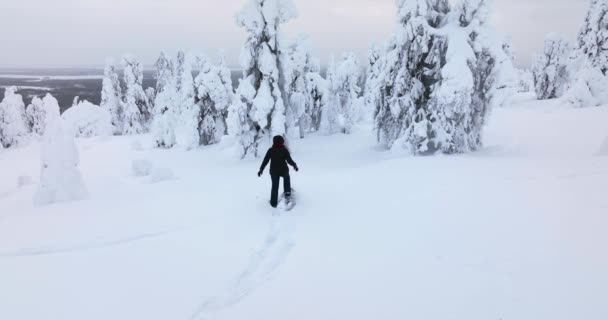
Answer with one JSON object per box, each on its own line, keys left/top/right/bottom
{"left": 258, "top": 135, "right": 299, "bottom": 208}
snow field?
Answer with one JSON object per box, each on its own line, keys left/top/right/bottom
{"left": 1, "top": 95, "right": 607, "bottom": 319}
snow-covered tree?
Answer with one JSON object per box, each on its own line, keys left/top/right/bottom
{"left": 532, "top": 34, "right": 572, "bottom": 100}
{"left": 145, "top": 87, "right": 156, "bottom": 105}
{"left": 195, "top": 54, "right": 234, "bottom": 145}
{"left": 363, "top": 44, "right": 384, "bottom": 122}
{"left": 26, "top": 96, "right": 47, "bottom": 136}
{"left": 372, "top": 0, "right": 515, "bottom": 155}
{"left": 561, "top": 0, "right": 608, "bottom": 107}
{"left": 174, "top": 50, "right": 199, "bottom": 149}
{"left": 305, "top": 72, "right": 330, "bottom": 132}
{"left": 0, "top": 86, "right": 29, "bottom": 148}
{"left": 122, "top": 55, "right": 152, "bottom": 135}
{"left": 372, "top": 0, "right": 448, "bottom": 153}
{"left": 516, "top": 69, "right": 535, "bottom": 93}
{"left": 577, "top": 0, "right": 608, "bottom": 75}
{"left": 230, "top": 0, "right": 297, "bottom": 158}
{"left": 461, "top": 0, "right": 517, "bottom": 149}
{"left": 281, "top": 35, "right": 320, "bottom": 138}
{"left": 328, "top": 52, "right": 363, "bottom": 134}
{"left": 155, "top": 52, "right": 174, "bottom": 93}
{"left": 100, "top": 58, "right": 123, "bottom": 135}
{"left": 151, "top": 52, "right": 178, "bottom": 148}
{"left": 502, "top": 37, "right": 516, "bottom": 63}
{"left": 33, "top": 93, "right": 88, "bottom": 206}
{"left": 320, "top": 56, "right": 341, "bottom": 134}
{"left": 62, "top": 99, "right": 113, "bottom": 137}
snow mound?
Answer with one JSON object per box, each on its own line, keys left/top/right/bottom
{"left": 150, "top": 166, "right": 175, "bottom": 183}
{"left": 131, "top": 140, "right": 143, "bottom": 151}
{"left": 599, "top": 137, "right": 608, "bottom": 156}
{"left": 132, "top": 159, "right": 153, "bottom": 177}
{"left": 62, "top": 100, "right": 113, "bottom": 138}
{"left": 562, "top": 64, "right": 608, "bottom": 108}
{"left": 16, "top": 175, "right": 33, "bottom": 188}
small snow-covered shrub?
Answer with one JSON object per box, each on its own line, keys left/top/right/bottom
{"left": 132, "top": 159, "right": 153, "bottom": 177}
{"left": 150, "top": 166, "right": 175, "bottom": 183}
{"left": 62, "top": 100, "right": 113, "bottom": 137}
{"left": 33, "top": 94, "right": 88, "bottom": 206}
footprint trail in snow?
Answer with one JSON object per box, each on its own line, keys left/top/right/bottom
{"left": 190, "top": 215, "right": 296, "bottom": 320}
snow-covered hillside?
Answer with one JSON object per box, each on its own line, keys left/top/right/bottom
{"left": 1, "top": 94, "right": 607, "bottom": 320}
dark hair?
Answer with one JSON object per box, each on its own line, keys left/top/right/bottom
{"left": 273, "top": 135, "right": 285, "bottom": 146}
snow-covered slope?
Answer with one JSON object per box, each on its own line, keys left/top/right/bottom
{"left": 1, "top": 94, "right": 607, "bottom": 320}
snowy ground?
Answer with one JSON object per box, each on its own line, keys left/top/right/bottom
{"left": 1, "top": 94, "right": 608, "bottom": 320}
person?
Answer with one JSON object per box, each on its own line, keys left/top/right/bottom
{"left": 258, "top": 135, "right": 299, "bottom": 208}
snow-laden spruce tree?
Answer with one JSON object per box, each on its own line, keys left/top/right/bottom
{"left": 174, "top": 51, "right": 200, "bottom": 149}
{"left": 456, "top": 0, "right": 516, "bottom": 150}
{"left": 372, "top": 0, "right": 515, "bottom": 155}
{"left": 26, "top": 96, "right": 47, "bottom": 136}
{"left": 577, "top": 0, "right": 608, "bottom": 75}
{"left": 281, "top": 35, "right": 320, "bottom": 138}
{"left": 562, "top": 0, "right": 608, "bottom": 107}
{"left": 305, "top": 72, "right": 329, "bottom": 132}
{"left": 122, "top": 55, "right": 152, "bottom": 135}
{"left": 100, "top": 58, "right": 124, "bottom": 135}
{"left": 155, "top": 52, "right": 174, "bottom": 93}
{"left": 145, "top": 88, "right": 156, "bottom": 106}
{"left": 229, "top": 0, "right": 297, "bottom": 158}
{"left": 372, "top": 0, "right": 448, "bottom": 153}
{"left": 363, "top": 45, "right": 384, "bottom": 122}
{"left": 532, "top": 34, "right": 572, "bottom": 100}
{"left": 320, "top": 56, "right": 341, "bottom": 134}
{"left": 195, "top": 54, "right": 234, "bottom": 145}
{"left": 328, "top": 52, "right": 363, "bottom": 134}
{"left": 0, "top": 86, "right": 30, "bottom": 148}
{"left": 33, "top": 94, "right": 88, "bottom": 206}
{"left": 151, "top": 52, "right": 178, "bottom": 148}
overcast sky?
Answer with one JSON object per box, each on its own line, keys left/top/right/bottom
{"left": 0, "top": 0, "right": 588, "bottom": 69}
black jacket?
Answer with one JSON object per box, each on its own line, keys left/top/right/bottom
{"left": 259, "top": 145, "right": 298, "bottom": 176}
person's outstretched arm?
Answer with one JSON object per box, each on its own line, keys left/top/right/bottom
{"left": 258, "top": 149, "right": 271, "bottom": 176}
{"left": 285, "top": 149, "right": 299, "bottom": 171}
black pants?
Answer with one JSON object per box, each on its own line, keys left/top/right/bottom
{"left": 270, "top": 173, "right": 291, "bottom": 207}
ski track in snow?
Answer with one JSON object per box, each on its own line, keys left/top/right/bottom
{"left": 190, "top": 215, "right": 296, "bottom": 320}
{"left": 0, "top": 224, "right": 203, "bottom": 258}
